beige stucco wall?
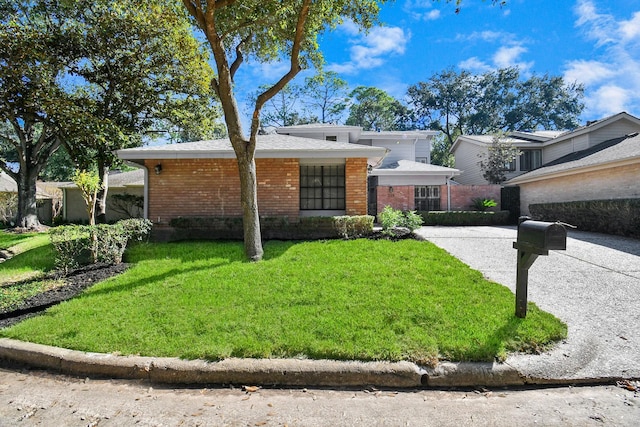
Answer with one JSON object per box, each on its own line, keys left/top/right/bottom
{"left": 519, "top": 163, "right": 640, "bottom": 215}
{"left": 64, "top": 187, "right": 144, "bottom": 223}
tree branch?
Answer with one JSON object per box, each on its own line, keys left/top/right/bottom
{"left": 229, "top": 34, "right": 251, "bottom": 81}
{"left": 250, "top": 0, "right": 311, "bottom": 139}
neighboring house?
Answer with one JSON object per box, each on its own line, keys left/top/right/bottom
{"left": 508, "top": 131, "right": 640, "bottom": 215}
{"left": 276, "top": 124, "right": 461, "bottom": 213}
{"left": 60, "top": 169, "right": 144, "bottom": 223}
{"left": 116, "top": 134, "right": 387, "bottom": 229}
{"left": 0, "top": 171, "right": 62, "bottom": 224}
{"left": 451, "top": 112, "right": 640, "bottom": 186}
{"left": 451, "top": 131, "right": 564, "bottom": 185}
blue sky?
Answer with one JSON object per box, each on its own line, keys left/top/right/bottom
{"left": 237, "top": 0, "right": 640, "bottom": 126}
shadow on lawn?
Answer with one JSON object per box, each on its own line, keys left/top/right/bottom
{"left": 128, "top": 240, "right": 299, "bottom": 263}
{"left": 0, "top": 245, "right": 56, "bottom": 284}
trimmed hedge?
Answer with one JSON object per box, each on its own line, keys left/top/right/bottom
{"left": 164, "top": 215, "right": 374, "bottom": 241}
{"left": 49, "top": 219, "right": 152, "bottom": 272}
{"left": 419, "top": 210, "right": 511, "bottom": 226}
{"left": 529, "top": 199, "right": 640, "bottom": 238}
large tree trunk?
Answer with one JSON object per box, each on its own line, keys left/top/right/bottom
{"left": 16, "top": 167, "right": 41, "bottom": 229}
{"left": 236, "top": 151, "right": 263, "bottom": 261}
{"left": 95, "top": 159, "right": 109, "bottom": 224}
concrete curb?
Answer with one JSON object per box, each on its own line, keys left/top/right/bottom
{"left": 0, "top": 338, "right": 521, "bottom": 388}
{"left": 0, "top": 338, "right": 623, "bottom": 388}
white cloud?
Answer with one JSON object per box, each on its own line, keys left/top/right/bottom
{"left": 563, "top": 60, "right": 615, "bottom": 86}
{"left": 327, "top": 23, "right": 409, "bottom": 75}
{"left": 568, "top": 1, "right": 640, "bottom": 118}
{"left": 587, "top": 85, "right": 630, "bottom": 117}
{"left": 620, "top": 11, "right": 640, "bottom": 41}
{"left": 458, "top": 57, "right": 492, "bottom": 73}
{"left": 456, "top": 30, "right": 514, "bottom": 43}
{"left": 492, "top": 45, "right": 533, "bottom": 71}
{"left": 403, "top": 0, "right": 441, "bottom": 21}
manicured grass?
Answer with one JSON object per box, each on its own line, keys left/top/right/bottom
{"left": 0, "top": 232, "right": 55, "bottom": 284}
{"left": 1, "top": 239, "right": 567, "bottom": 364}
{"left": 1, "top": 231, "right": 60, "bottom": 312}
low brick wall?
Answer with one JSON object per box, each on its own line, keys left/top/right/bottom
{"left": 444, "top": 185, "right": 502, "bottom": 211}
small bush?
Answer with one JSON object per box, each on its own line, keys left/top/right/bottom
{"left": 333, "top": 215, "right": 374, "bottom": 239}
{"left": 0, "top": 193, "right": 17, "bottom": 226}
{"left": 379, "top": 206, "right": 424, "bottom": 235}
{"left": 49, "top": 225, "right": 92, "bottom": 273}
{"left": 471, "top": 198, "right": 498, "bottom": 211}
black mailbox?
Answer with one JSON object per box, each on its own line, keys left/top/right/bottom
{"left": 513, "top": 219, "right": 568, "bottom": 317}
{"left": 513, "top": 220, "right": 567, "bottom": 255}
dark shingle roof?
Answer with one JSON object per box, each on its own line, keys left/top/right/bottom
{"left": 510, "top": 132, "right": 640, "bottom": 183}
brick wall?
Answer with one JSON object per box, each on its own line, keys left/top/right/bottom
{"left": 146, "top": 158, "right": 299, "bottom": 224}
{"left": 443, "top": 185, "right": 502, "bottom": 211}
{"left": 345, "top": 158, "right": 369, "bottom": 216}
{"left": 376, "top": 185, "right": 414, "bottom": 213}
{"left": 145, "top": 157, "right": 371, "bottom": 224}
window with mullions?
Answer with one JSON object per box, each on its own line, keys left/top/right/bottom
{"left": 414, "top": 185, "right": 441, "bottom": 211}
{"left": 520, "top": 149, "right": 542, "bottom": 171}
{"left": 300, "top": 165, "right": 345, "bottom": 210}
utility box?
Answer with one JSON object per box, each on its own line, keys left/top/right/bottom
{"left": 513, "top": 220, "right": 567, "bottom": 255}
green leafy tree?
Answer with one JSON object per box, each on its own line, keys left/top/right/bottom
{"left": 0, "top": 0, "right": 81, "bottom": 229}
{"left": 182, "top": 0, "right": 390, "bottom": 261}
{"left": 408, "top": 67, "right": 584, "bottom": 165}
{"left": 478, "top": 134, "right": 522, "bottom": 184}
{"left": 63, "top": 0, "right": 217, "bottom": 223}
{"left": 302, "top": 71, "right": 350, "bottom": 124}
{"left": 345, "top": 86, "right": 411, "bottom": 131}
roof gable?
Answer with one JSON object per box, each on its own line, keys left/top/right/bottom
{"left": 509, "top": 132, "right": 640, "bottom": 184}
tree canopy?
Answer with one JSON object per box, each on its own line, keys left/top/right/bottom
{"left": 0, "top": 0, "right": 219, "bottom": 227}
{"left": 407, "top": 67, "right": 584, "bottom": 165}
{"left": 345, "top": 86, "right": 411, "bottom": 131}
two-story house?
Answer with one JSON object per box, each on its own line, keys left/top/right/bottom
{"left": 275, "top": 124, "right": 461, "bottom": 215}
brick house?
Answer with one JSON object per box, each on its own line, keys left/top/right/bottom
{"left": 116, "top": 134, "right": 386, "bottom": 234}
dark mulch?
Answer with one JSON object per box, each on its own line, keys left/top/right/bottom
{"left": 0, "top": 263, "right": 129, "bottom": 328}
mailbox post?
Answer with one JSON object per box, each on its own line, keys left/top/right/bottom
{"left": 513, "top": 219, "right": 567, "bottom": 318}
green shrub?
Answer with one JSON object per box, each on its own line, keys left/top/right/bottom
{"left": 471, "top": 198, "right": 498, "bottom": 211}
{"left": 379, "top": 206, "right": 404, "bottom": 230}
{"left": 379, "top": 206, "right": 424, "bottom": 234}
{"left": 530, "top": 199, "right": 640, "bottom": 238}
{"left": 49, "top": 225, "right": 92, "bottom": 272}
{"left": 49, "top": 219, "right": 152, "bottom": 271}
{"left": 333, "top": 215, "right": 374, "bottom": 239}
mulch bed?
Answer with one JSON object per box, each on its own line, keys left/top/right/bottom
{"left": 0, "top": 263, "right": 129, "bottom": 328}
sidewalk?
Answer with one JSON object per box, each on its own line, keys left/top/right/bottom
{"left": 1, "top": 226, "right": 639, "bottom": 387}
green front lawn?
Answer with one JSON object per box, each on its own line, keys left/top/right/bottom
{"left": 1, "top": 238, "right": 567, "bottom": 364}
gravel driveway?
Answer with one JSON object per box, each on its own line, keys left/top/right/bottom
{"left": 415, "top": 226, "right": 640, "bottom": 381}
